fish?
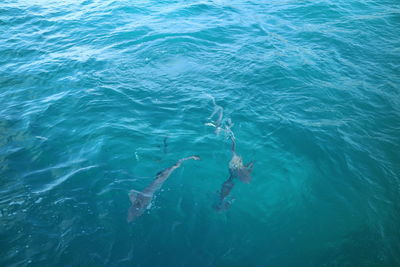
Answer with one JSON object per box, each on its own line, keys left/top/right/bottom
{"left": 214, "top": 133, "right": 254, "bottom": 211}
{"left": 127, "top": 155, "right": 200, "bottom": 222}
{"left": 228, "top": 134, "right": 254, "bottom": 183}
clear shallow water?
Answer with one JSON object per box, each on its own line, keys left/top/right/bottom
{"left": 1, "top": 0, "right": 399, "bottom": 265}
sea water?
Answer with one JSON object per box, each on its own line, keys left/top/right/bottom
{"left": 0, "top": 0, "right": 399, "bottom": 266}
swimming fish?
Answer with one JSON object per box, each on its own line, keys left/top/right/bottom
{"left": 228, "top": 134, "right": 254, "bottom": 183}
{"left": 214, "top": 133, "right": 254, "bottom": 211}
{"left": 127, "top": 155, "right": 200, "bottom": 222}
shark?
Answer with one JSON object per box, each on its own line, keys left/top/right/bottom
{"left": 214, "top": 133, "right": 254, "bottom": 211}
{"left": 128, "top": 155, "right": 200, "bottom": 222}
{"left": 228, "top": 134, "right": 254, "bottom": 183}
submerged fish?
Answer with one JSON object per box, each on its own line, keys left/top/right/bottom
{"left": 128, "top": 155, "right": 200, "bottom": 222}
{"left": 215, "top": 134, "right": 254, "bottom": 211}
{"left": 228, "top": 134, "right": 254, "bottom": 183}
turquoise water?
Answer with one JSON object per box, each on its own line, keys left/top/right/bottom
{"left": 1, "top": 0, "right": 400, "bottom": 265}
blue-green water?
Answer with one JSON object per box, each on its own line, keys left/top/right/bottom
{"left": 1, "top": 0, "right": 400, "bottom": 266}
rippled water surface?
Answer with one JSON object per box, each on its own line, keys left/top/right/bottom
{"left": 1, "top": 0, "right": 400, "bottom": 266}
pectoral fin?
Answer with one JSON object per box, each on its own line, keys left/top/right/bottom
{"left": 237, "top": 168, "right": 252, "bottom": 183}
{"left": 245, "top": 161, "right": 255, "bottom": 172}
{"left": 129, "top": 190, "right": 140, "bottom": 203}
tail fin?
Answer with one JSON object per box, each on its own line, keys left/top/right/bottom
{"left": 214, "top": 197, "right": 235, "bottom": 211}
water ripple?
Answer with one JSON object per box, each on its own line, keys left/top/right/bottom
{"left": 1, "top": 0, "right": 399, "bottom": 266}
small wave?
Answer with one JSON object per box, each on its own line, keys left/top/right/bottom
{"left": 34, "top": 165, "right": 98, "bottom": 194}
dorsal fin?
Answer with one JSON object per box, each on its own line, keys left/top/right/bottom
{"left": 129, "top": 190, "right": 153, "bottom": 203}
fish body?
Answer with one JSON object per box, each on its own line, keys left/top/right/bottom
{"left": 214, "top": 176, "right": 235, "bottom": 211}
{"left": 229, "top": 153, "right": 253, "bottom": 183}
{"left": 214, "top": 135, "right": 254, "bottom": 211}
{"left": 128, "top": 155, "right": 200, "bottom": 222}
{"left": 228, "top": 135, "right": 254, "bottom": 183}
